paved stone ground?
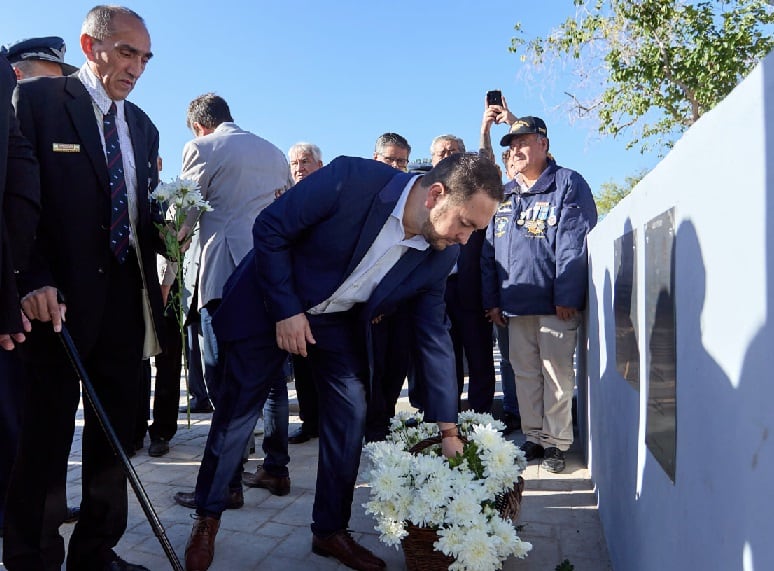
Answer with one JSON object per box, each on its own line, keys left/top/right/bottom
{"left": 1, "top": 371, "right": 612, "bottom": 571}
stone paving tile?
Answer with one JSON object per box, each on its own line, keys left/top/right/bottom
{"left": 1, "top": 375, "right": 612, "bottom": 571}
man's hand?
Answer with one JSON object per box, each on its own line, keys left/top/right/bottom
{"left": 495, "top": 94, "right": 517, "bottom": 126}
{"left": 276, "top": 313, "right": 316, "bottom": 357}
{"left": 481, "top": 104, "right": 499, "bottom": 134}
{"left": 0, "top": 311, "right": 32, "bottom": 350}
{"left": 438, "top": 422, "right": 464, "bottom": 457}
{"left": 485, "top": 307, "right": 508, "bottom": 328}
{"left": 556, "top": 305, "right": 578, "bottom": 321}
{"left": 21, "top": 286, "right": 66, "bottom": 332}
{"left": 176, "top": 223, "right": 193, "bottom": 254}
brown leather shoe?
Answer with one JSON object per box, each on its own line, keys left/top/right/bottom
{"left": 185, "top": 515, "right": 219, "bottom": 571}
{"left": 312, "top": 530, "right": 386, "bottom": 571}
{"left": 241, "top": 466, "right": 290, "bottom": 496}
{"left": 173, "top": 489, "right": 244, "bottom": 510}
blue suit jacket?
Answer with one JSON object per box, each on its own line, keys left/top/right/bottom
{"left": 214, "top": 156, "right": 459, "bottom": 422}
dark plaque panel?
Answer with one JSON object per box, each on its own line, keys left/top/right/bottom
{"left": 644, "top": 208, "right": 677, "bottom": 482}
{"left": 614, "top": 229, "right": 639, "bottom": 389}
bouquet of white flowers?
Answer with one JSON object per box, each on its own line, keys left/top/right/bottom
{"left": 150, "top": 177, "right": 212, "bottom": 423}
{"left": 363, "top": 410, "right": 532, "bottom": 571}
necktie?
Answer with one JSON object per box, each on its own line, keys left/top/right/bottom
{"left": 103, "top": 102, "right": 130, "bottom": 263}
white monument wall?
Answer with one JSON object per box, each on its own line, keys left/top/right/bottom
{"left": 585, "top": 52, "right": 774, "bottom": 570}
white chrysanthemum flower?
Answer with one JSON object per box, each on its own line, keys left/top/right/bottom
{"left": 435, "top": 525, "right": 466, "bottom": 558}
{"left": 458, "top": 411, "right": 504, "bottom": 433}
{"left": 149, "top": 185, "right": 170, "bottom": 202}
{"left": 453, "top": 526, "right": 500, "bottom": 571}
{"left": 375, "top": 517, "right": 406, "bottom": 547}
{"left": 412, "top": 454, "right": 447, "bottom": 483}
{"left": 488, "top": 514, "right": 519, "bottom": 558}
{"left": 445, "top": 492, "right": 486, "bottom": 527}
{"left": 369, "top": 465, "right": 408, "bottom": 501}
{"left": 511, "top": 537, "right": 533, "bottom": 559}
{"left": 421, "top": 473, "right": 453, "bottom": 509}
{"left": 470, "top": 423, "right": 505, "bottom": 449}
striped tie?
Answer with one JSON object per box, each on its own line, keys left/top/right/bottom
{"left": 103, "top": 102, "right": 130, "bottom": 263}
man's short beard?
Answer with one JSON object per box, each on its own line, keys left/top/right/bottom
{"left": 421, "top": 219, "right": 448, "bottom": 251}
{"left": 421, "top": 201, "right": 451, "bottom": 251}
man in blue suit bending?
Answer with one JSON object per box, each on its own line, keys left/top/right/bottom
{"left": 183, "top": 153, "right": 503, "bottom": 571}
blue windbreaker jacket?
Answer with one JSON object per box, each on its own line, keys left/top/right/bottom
{"left": 481, "top": 159, "right": 598, "bottom": 316}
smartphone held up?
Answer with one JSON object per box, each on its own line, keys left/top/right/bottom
{"left": 486, "top": 90, "right": 503, "bottom": 107}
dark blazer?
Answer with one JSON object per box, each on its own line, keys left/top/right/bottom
{"left": 12, "top": 74, "right": 164, "bottom": 352}
{"left": 448, "top": 229, "right": 486, "bottom": 311}
{"left": 0, "top": 55, "right": 39, "bottom": 334}
{"left": 214, "top": 156, "right": 460, "bottom": 422}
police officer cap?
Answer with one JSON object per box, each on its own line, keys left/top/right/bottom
{"left": 500, "top": 116, "right": 548, "bottom": 147}
{"left": 0, "top": 36, "right": 78, "bottom": 74}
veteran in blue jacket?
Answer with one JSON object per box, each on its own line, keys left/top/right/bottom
{"left": 183, "top": 153, "right": 503, "bottom": 571}
{"left": 482, "top": 117, "right": 597, "bottom": 475}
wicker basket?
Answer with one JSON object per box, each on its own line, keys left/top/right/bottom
{"left": 400, "top": 435, "right": 526, "bottom": 570}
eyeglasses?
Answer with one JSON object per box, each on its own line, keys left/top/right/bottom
{"left": 377, "top": 154, "right": 409, "bottom": 168}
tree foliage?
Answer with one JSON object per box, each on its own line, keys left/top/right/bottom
{"left": 510, "top": 0, "right": 774, "bottom": 153}
{"left": 595, "top": 170, "right": 646, "bottom": 216}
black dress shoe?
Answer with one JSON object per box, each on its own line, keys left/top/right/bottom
{"left": 63, "top": 505, "right": 80, "bottom": 524}
{"left": 520, "top": 440, "right": 545, "bottom": 461}
{"left": 173, "top": 489, "right": 244, "bottom": 510}
{"left": 242, "top": 466, "right": 290, "bottom": 496}
{"left": 102, "top": 554, "right": 150, "bottom": 570}
{"left": 502, "top": 412, "right": 522, "bottom": 435}
{"left": 179, "top": 402, "right": 213, "bottom": 414}
{"left": 312, "top": 530, "right": 386, "bottom": 571}
{"left": 288, "top": 425, "right": 318, "bottom": 444}
{"left": 148, "top": 437, "right": 170, "bottom": 457}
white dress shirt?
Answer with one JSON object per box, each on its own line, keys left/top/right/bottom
{"left": 309, "top": 175, "right": 428, "bottom": 314}
{"left": 78, "top": 63, "right": 138, "bottom": 246}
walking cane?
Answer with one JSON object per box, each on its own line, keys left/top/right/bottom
{"left": 58, "top": 325, "right": 184, "bottom": 571}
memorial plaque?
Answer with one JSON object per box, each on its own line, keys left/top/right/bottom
{"left": 614, "top": 229, "right": 639, "bottom": 389}
{"left": 644, "top": 208, "right": 677, "bottom": 482}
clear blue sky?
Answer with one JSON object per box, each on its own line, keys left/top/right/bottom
{"left": 2, "top": 0, "right": 660, "bottom": 192}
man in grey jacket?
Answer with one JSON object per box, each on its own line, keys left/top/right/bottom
{"left": 178, "top": 93, "right": 291, "bottom": 397}
{"left": 172, "top": 93, "right": 294, "bottom": 509}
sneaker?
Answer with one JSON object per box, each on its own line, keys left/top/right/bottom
{"left": 520, "top": 440, "right": 545, "bottom": 461}
{"left": 541, "top": 447, "right": 566, "bottom": 473}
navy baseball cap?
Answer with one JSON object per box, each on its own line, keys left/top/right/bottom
{"left": 0, "top": 36, "right": 78, "bottom": 74}
{"left": 500, "top": 116, "right": 548, "bottom": 147}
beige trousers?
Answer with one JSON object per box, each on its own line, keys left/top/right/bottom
{"left": 508, "top": 314, "right": 579, "bottom": 451}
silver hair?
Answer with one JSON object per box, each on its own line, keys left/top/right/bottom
{"left": 374, "top": 132, "right": 411, "bottom": 156}
{"left": 81, "top": 5, "right": 145, "bottom": 40}
{"left": 430, "top": 134, "right": 466, "bottom": 154}
{"left": 288, "top": 142, "right": 323, "bottom": 164}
